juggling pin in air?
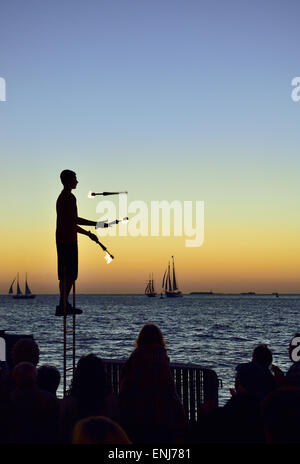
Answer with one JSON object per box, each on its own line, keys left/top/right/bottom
{"left": 88, "top": 191, "right": 128, "bottom": 198}
{"left": 95, "top": 217, "right": 129, "bottom": 229}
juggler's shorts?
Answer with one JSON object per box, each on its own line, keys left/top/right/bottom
{"left": 57, "top": 243, "right": 78, "bottom": 281}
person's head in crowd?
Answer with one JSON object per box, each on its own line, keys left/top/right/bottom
{"left": 261, "top": 388, "right": 300, "bottom": 443}
{"left": 12, "top": 362, "right": 37, "bottom": 389}
{"left": 285, "top": 362, "right": 300, "bottom": 389}
{"left": 235, "top": 362, "right": 269, "bottom": 398}
{"left": 68, "top": 354, "right": 111, "bottom": 400}
{"left": 135, "top": 323, "right": 166, "bottom": 349}
{"left": 72, "top": 416, "right": 131, "bottom": 444}
{"left": 252, "top": 344, "right": 272, "bottom": 369}
{"left": 12, "top": 338, "right": 40, "bottom": 367}
{"left": 37, "top": 365, "right": 61, "bottom": 396}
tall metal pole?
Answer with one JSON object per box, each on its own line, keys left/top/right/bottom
{"left": 72, "top": 281, "right": 76, "bottom": 374}
{"left": 63, "top": 267, "right": 67, "bottom": 395}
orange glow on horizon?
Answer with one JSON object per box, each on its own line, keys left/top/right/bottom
{"left": 1, "top": 221, "right": 300, "bottom": 294}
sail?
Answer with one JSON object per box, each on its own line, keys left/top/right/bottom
{"left": 16, "top": 282, "right": 22, "bottom": 295}
{"left": 163, "top": 256, "right": 182, "bottom": 297}
{"left": 25, "top": 281, "right": 32, "bottom": 296}
{"left": 162, "top": 270, "right": 167, "bottom": 289}
{"left": 151, "top": 274, "right": 155, "bottom": 293}
{"left": 15, "top": 273, "right": 22, "bottom": 295}
{"left": 8, "top": 277, "right": 16, "bottom": 294}
{"left": 172, "top": 256, "right": 178, "bottom": 291}
{"left": 164, "top": 268, "right": 169, "bottom": 291}
{"left": 145, "top": 273, "right": 156, "bottom": 295}
{"left": 167, "top": 263, "right": 172, "bottom": 291}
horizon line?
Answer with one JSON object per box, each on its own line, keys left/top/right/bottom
{"left": 1, "top": 292, "right": 300, "bottom": 296}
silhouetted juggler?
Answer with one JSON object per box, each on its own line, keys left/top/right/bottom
{"left": 55, "top": 170, "right": 99, "bottom": 316}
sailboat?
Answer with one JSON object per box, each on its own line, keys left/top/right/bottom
{"left": 9, "top": 273, "right": 36, "bottom": 299}
{"left": 162, "top": 256, "right": 183, "bottom": 298}
{"left": 145, "top": 274, "right": 156, "bottom": 297}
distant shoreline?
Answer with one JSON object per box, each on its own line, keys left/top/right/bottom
{"left": 1, "top": 293, "right": 300, "bottom": 296}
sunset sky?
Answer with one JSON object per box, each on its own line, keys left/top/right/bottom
{"left": 1, "top": 0, "right": 300, "bottom": 294}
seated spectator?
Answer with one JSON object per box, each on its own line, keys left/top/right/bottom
{"left": 207, "top": 362, "right": 266, "bottom": 444}
{"left": 2, "top": 338, "right": 41, "bottom": 395}
{"left": 9, "top": 362, "right": 59, "bottom": 444}
{"left": 285, "top": 361, "right": 300, "bottom": 388}
{"left": 37, "top": 365, "right": 61, "bottom": 397}
{"left": 0, "top": 365, "right": 11, "bottom": 444}
{"left": 12, "top": 338, "right": 40, "bottom": 367}
{"left": 119, "top": 323, "right": 187, "bottom": 444}
{"left": 252, "top": 344, "right": 285, "bottom": 390}
{"left": 72, "top": 416, "right": 131, "bottom": 444}
{"left": 233, "top": 361, "right": 272, "bottom": 400}
{"left": 261, "top": 388, "right": 300, "bottom": 443}
{"left": 59, "top": 354, "right": 119, "bottom": 443}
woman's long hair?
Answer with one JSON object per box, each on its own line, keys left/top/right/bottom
{"left": 67, "top": 354, "right": 111, "bottom": 418}
{"left": 135, "top": 324, "right": 166, "bottom": 349}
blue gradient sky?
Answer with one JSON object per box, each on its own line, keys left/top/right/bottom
{"left": 1, "top": 0, "right": 300, "bottom": 293}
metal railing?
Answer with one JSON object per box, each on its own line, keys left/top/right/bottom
{"left": 102, "top": 358, "right": 220, "bottom": 422}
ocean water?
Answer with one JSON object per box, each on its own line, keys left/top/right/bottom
{"left": 1, "top": 294, "right": 299, "bottom": 405}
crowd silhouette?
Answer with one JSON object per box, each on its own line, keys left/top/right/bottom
{"left": 0, "top": 323, "right": 299, "bottom": 445}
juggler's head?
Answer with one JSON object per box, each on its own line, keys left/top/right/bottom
{"left": 60, "top": 170, "right": 78, "bottom": 190}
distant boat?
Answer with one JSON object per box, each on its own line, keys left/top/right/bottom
{"left": 240, "top": 292, "right": 256, "bottom": 295}
{"left": 190, "top": 291, "right": 214, "bottom": 295}
{"left": 9, "top": 273, "right": 36, "bottom": 299}
{"left": 162, "top": 256, "right": 182, "bottom": 298}
{"left": 145, "top": 274, "right": 156, "bottom": 297}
